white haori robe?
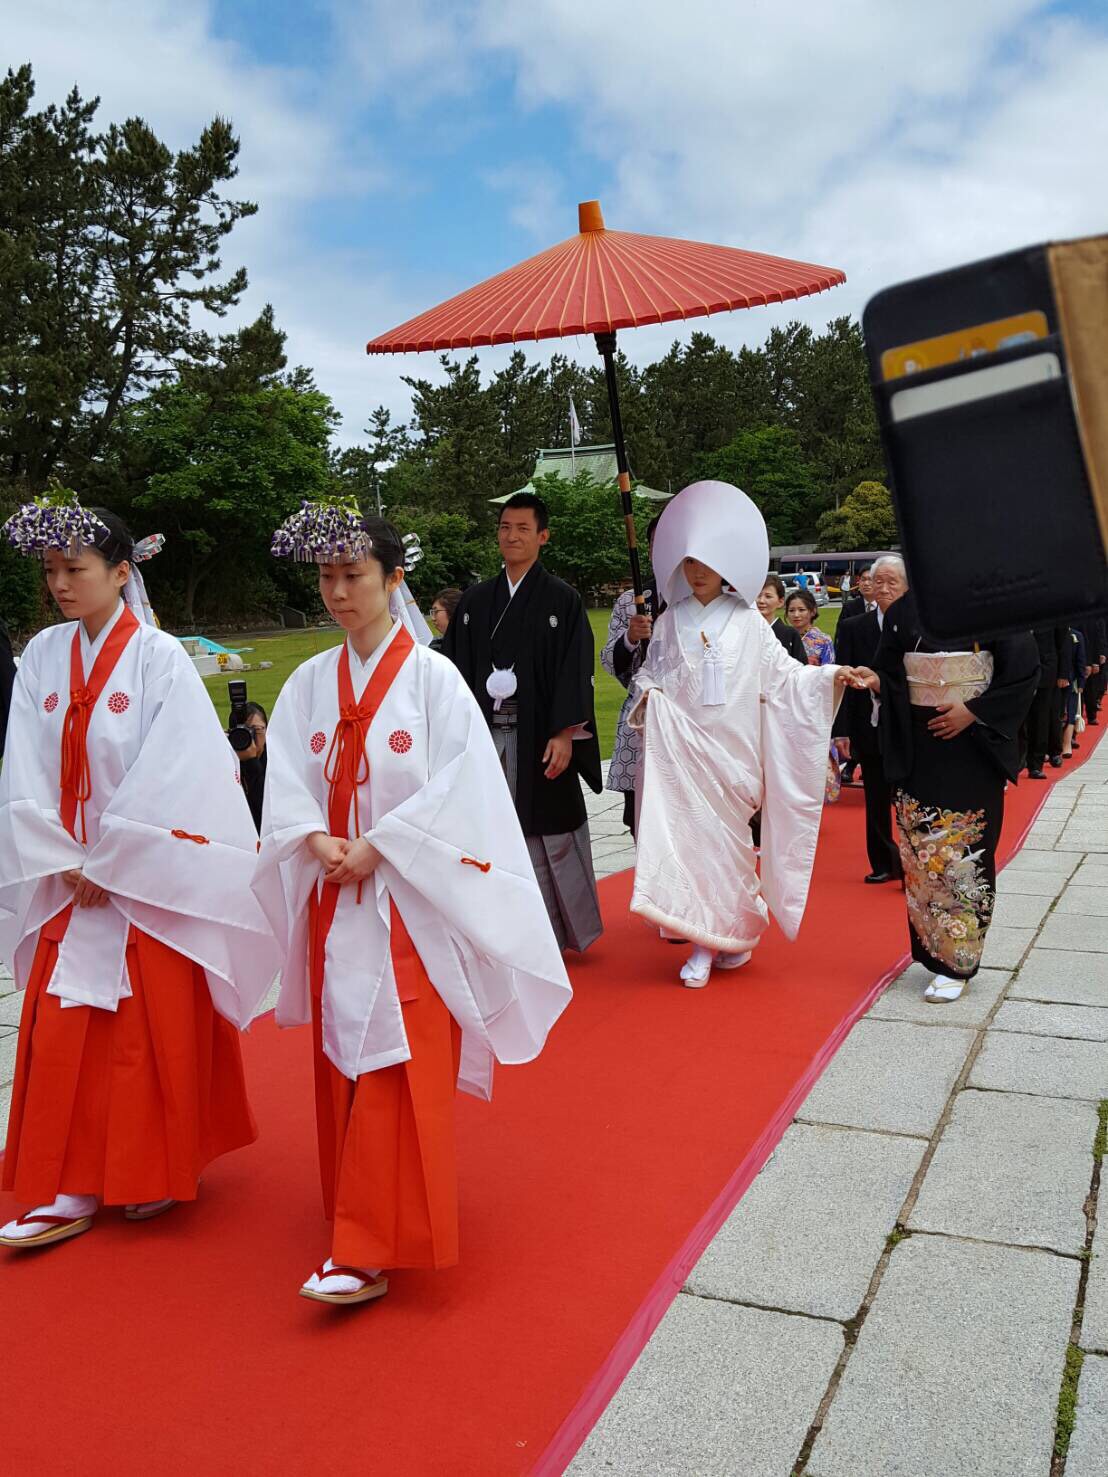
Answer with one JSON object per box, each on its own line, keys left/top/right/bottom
{"left": 629, "top": 594, "right": 841, "bottom": 953}
{"left": 0, "top": 600, "right": 280, "bottom": 1025}
{"left": 253, "top": 622, "right": 572, "bottom": 1099}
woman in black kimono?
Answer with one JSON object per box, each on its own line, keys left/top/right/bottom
{"left": 857, "top": 592, "right": 1039, "bottom": 1003}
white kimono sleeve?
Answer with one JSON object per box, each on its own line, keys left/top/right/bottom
{"left": 365, "top": 657, "right": 572, "bottom": 1075}
{"left": 252, "top": 662, "right": 330, "bottom": 1031}
{"left": 758, "top": 624, "right": 842, "bottom": 938}
{"left": 78, "top": 639, "right": 280, "bottom": 1026}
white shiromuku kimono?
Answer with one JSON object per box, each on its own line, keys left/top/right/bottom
{"left": 254, "top": 620, "right": 572, "bottom": 1099}
{"left": 629, "top": 593, "right": 841, "bottom": 954}
{"left": 0, "top": 600, "right": 279, "bottom": 1022}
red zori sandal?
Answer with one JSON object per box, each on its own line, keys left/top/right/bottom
{"left": 299, "top": 1262, "right": 390, "bottom": 1306}
{"left": 0, "top": 1212, "right": 95, "bottom": 1249}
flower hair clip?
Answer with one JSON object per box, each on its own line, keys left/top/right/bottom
{"left": 1, "top": 486, "right": 108, "bottom": 559}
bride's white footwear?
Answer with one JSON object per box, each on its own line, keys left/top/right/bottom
{"left": 679, "top": 946, "right": 715, "bottom": 988}
{"left": 716, "top": 951, "right": 751, "bottom": 971}
{"left": 924, "top": 975, "right": 967, "bottom": 1004}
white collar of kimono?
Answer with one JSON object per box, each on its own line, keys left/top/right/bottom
{"left": 346, "top": 617, "right": 401, "bottom": 700}
{"left": 79, "top": 597, "right": 126, "bottom": 668}
{"left": 651, "top": 479, "right": 770, "bottom": 608}
{"left": 675, "top": 592, "right": 742, "bottom": 652}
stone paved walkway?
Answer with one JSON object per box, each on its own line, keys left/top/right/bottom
{"left": 2, "top": 763, "right": 1103, "bottom": 1475}
{"left": 571, "top": 750, "right": 1108, "bottom": 1476}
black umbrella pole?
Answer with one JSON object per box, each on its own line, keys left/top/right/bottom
{"left": 596, "top": 331, "right": 646, "bottom": 612}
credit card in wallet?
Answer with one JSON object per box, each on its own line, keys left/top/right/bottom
{"left": 881, "top": 310, "right": 1049, "bottom": 380}
{"left": 889, "top": 352, "right": 1061, "bottom": 422}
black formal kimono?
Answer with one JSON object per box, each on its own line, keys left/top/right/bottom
{"left": 444, "top": 562, "right": 603, "bottom": 951}
{"left": 0, "top": 620, "right": 14, "bottom": 761}
{"left": 834, "top": 609, "right": 901, "bottom": 879}
{"left": 874, "top": 592, "right": 1039, "bottom": 981}
{"left": 840, "top": 594, "right": 867, "bottom": 622}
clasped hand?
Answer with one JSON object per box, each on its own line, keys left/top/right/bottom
{"left": 62, "top": 869, "right": 110, "bottom": 908}
{"left": 306, "top": 832, "right": 381, "bottom": 886}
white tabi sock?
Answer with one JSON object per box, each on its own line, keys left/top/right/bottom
{"left": 1, "top": 1192, "right": 99, "bottom": 1240}
{"left": 924, "top": 975, "right": 967, "bottom": 1003}
{"left": 716, "top": 950, "right": 752, "bottom": 970}
{"left": 679, "top": 946, "right": 715, "bottom": 986}
{"left": 302, "top": 1256, "right": 382, "bottom": 1296}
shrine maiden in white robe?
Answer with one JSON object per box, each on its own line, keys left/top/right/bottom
{"left": 629, "top": 592, "right": 841, "bottom": 954}
{"left": 0, "top": 600, "right": 279, "bottom": 1021}
{"left": 253, "top": 621, "right": 572, "bottom": 1098}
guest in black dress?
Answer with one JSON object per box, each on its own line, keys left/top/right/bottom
{"left": 857, "top": 591, "right": 1038, "bottom": 1003}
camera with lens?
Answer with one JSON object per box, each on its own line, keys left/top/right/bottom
{"left": 226, "top": 678, "right": 254, "bottom": 753}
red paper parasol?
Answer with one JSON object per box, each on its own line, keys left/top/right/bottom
{"left": 367, "top": 201, "right": 845, "bottom": 607}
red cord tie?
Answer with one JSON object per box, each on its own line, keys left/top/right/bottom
{"left": 59, "top": 686, "right": 96, "bottom": 843}
{"left": 461, "top": 857, "right": 492, "bottom": 874}
{"left": 324, "top": 706, "right": 373, "bottom": 904}
{"left": 171, "top": 829, "right": 210, "bottom": 845}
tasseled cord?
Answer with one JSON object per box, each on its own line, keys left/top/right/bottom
{"left": 700, "top": 632, "right": 725, "bottom": 706}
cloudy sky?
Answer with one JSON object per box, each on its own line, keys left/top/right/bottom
{"left": 9, "top": 0, "right": 1108, "bottom": 443}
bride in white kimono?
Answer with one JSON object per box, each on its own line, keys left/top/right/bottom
{"left": 255, "top": 504, "right": 572, "bottom": 1308}
{"left": 628, "top": 481, "right": 861, "bottom": 987}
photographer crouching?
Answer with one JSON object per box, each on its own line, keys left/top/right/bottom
{"left": 226, "top": 680, "right": 268, "bottom": 833}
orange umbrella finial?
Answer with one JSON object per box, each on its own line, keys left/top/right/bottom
{"left": 578, "top": 200, "right": 605, "bottom": 233}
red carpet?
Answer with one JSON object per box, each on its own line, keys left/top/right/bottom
{"left": 1, "top": 742, "right": 1096, "bottom": 1476}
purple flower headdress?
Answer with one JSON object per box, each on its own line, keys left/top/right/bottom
{"left": 1, "top": 487, "right": 108, "bottom": 558}
{"left": 271, "top": 496, "right": 372, "bottom": 563}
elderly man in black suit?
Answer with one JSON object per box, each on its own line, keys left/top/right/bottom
{"left": 835, "top": 556, "right": 907, "bottom": 883}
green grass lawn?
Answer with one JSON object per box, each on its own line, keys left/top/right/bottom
{"left": 203, "top": 605, "right": 841, "bottom": 761}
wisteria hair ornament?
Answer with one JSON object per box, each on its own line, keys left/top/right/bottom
{"left": 1, "top": 486, "right": 108, "bottom": 558}
{"left": 270, "top": 496, "right": 374, "bottom": 563}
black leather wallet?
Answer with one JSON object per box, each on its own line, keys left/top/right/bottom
{"left": 863, "top": 238, "right": 1108, "bottom": 642}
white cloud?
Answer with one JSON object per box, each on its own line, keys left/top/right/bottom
{"left": 10, "top": 1, "right": 1108, "bottom": 446}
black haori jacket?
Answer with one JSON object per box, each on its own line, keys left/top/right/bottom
{"left": 443, "top": 563, "right": 602, "bottom": 837}
{"left": 873, "top": 591, "right": 1040, "bottom": 785}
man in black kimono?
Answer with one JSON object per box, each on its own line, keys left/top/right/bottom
{"left": 444, "top": 493, "right": 603, "bottom": 952}
{"left": 835, "top": 556, "right": 905, "bottom": 883}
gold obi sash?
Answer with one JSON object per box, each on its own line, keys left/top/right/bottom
{"left": 904, "top": 650, "right": 993, "bottom": 707}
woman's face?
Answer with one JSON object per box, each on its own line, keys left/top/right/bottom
{"left": 244, "top": 714, "right": 267, "bottom": 754}
{"left": 319, "top": 557, "right": 403, "bottom": 632}
{"left": 682, "top": 557, "right": 724, "bottom": 604}
{"left": 755, "top": 584, "right": 782, "bottom": 621}
{"left": 43, "top": 548, "right": 128, "bottom": 625}
{"left": 786, "top": 597, "right": 814, "bottom": 632}
{"left": 430, "top": 602, "right": 450, "bottom": 635}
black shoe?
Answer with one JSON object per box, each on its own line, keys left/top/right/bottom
{"left": 1028, "top": 769, "right": 1047, "bottom": 779}
{"left": 1089, "top": 717, "right": 1100, "bottom": 726}
{"left": 1050, "top": 756, "right": 1063, "bottom": 768}
{"left": 864, "top": 871, "right": 897, "bottom": 884}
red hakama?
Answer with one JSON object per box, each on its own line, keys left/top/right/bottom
{"left": 2, "top": 905, "right": 256, "bottom": 1206}
{"left": 310, "top": 893, "right": 461, "bottom": 1271}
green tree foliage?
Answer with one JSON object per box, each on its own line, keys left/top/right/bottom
{"left": 531, "top": 471, "right": 654, "bottom": 600}
{"left": 815, "top": 480, "right": 900, "bottom": 551}
{"left": 117, "top": 316, "right": 338, "bottom": 625}
{"left": 694, "top": 426, "right": 818, "bottom": 544}
{"left": 0, "top": 63, "right": 256, "bottom": 492}
{"left": 0, "top": 487, "right": 43, "bottom": 633}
